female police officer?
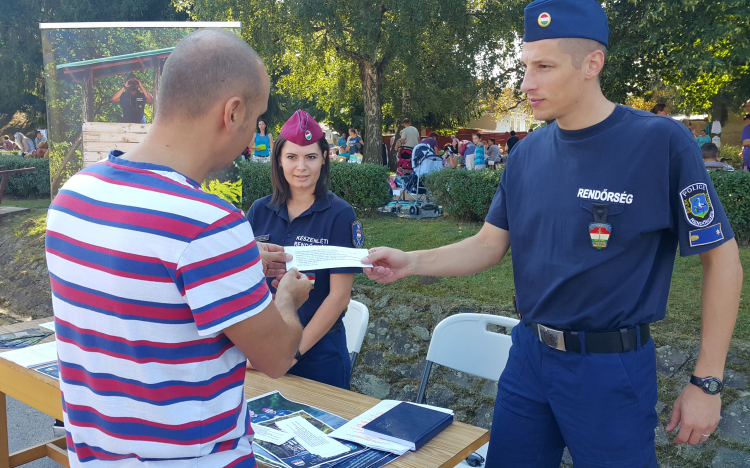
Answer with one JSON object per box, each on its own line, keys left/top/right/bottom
{"left": 247, "top": 110, "right": 363, "bottom": 389}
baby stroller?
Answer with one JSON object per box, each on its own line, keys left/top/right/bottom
{"left": 393, "top": 143, "right": 443, "bottom": 215}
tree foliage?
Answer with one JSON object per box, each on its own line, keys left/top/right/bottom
{"left": 182, "top": 0, "right": 526, "bottom": 163}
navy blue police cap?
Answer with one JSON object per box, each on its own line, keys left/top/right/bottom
{"left": 523, "top": 0, "right": 609, "bottom": 48}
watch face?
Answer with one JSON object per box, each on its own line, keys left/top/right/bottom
{"left": 708, "top": 380, "right": 720, "bottom": 393}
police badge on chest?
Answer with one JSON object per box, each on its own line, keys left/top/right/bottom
{"left": 589, "top": 204, "right": 611, "bottom": 250}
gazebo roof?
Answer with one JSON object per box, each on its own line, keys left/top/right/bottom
{"left": 56, "top": 47, "right": 174, "bottom": 83}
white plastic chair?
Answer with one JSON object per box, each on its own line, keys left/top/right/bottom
{"left": 414, "top": 313, "right": 520, "bottom": 467}
{"left": 342, "top": 300, "right": 369, "bottom": 372}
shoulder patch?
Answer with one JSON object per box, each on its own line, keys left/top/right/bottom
{"left": 351, "top": 219, "right": 364, "bottom": 248}
{"left": 689, "top": 224, "right": 724, "bottom": 248}
{"left": 679, "top": 182, "right": 714, "bottom": 228}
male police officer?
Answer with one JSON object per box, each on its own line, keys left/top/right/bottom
{"left": 362, "top": 0, "right": 742, "bottom": 466}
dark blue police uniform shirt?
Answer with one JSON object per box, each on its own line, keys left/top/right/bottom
{"left": 486, "top": 105, "right": 733, "bottom": 331}
{"left": 247, "top": 191, "right": 362, "bottom": 326}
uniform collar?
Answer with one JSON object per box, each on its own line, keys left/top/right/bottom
{"left": 556, "top": 104, "right": 627, "bottom": 141}
{"left": 268, "top": 191, "right": 333, "bottom": 221}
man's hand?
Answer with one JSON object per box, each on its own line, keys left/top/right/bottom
{"left": 275, "top": 268, "right": 311, "bottom": 312}
{"left": 362, "top": 247, "right": 413, "bottom": 283}
{"left": 666, "top": 383, "right": 721, "bottom": 445}
{"left": 258, "top": 242, "right": 291, "bottom": 278}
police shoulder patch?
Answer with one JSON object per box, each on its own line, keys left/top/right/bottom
{"left": 679, "top": 182, "right": 714, "bottom": 228}
{"left": 351, "top": 219, "right": 364, "bottom": 248}
{"left": 689, "top": 224, "right": 724, "bottom": 248}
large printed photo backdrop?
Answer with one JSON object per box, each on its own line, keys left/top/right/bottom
{"left": 41, "top": 23, "right": 241, "bottom": 198}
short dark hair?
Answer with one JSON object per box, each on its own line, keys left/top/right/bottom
{"left": 472, "top": 131, "right": 482, "bottom": 138}
{"left": 270, "top": 136, "right": 330, "bottom": 208}
{"left": 402, "top": 118, "right": 411, "bottom": 125}
{"left": 701, "top": 143, "right": 719, "bottom": 160}
{"left": 157, "top": 29, "right": 264, "bottom": 122}
{"left": 557, "top": 38, "right": 607, "bottom": 71}
{"left": 744, "top": 114, "right": 750, "bottom": 121}
{"left": 510, "top": 130, "right": 516, "bottom": 136}
{"left": 651, "top": 103, "right": 667, "bottom": 114}
{"left": 490, "top": 138, "right": 496, "bottom": 144}
{"left": 429, "top": 132, "right": 438, "bottom": 138}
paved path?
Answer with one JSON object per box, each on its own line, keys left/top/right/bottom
{"left": 6, "top": 395, "right": 62, "bottom": 467}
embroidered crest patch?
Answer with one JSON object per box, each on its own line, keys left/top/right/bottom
{"left": 589, "top": 223, "right": 611, "bottom": 250}
{"left": 680, "top": 182, "right": 714, "bottom": 228}
{"left": 351, "top": 219, "right": 364, "bottom": 248}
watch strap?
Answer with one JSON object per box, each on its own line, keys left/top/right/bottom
{"left": 690, "top": 375, "right": 724, "bottom": 394}
{"left": 294, "top": 350, "right": 305, "bottom": 362}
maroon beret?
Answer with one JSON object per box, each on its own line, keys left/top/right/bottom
{"left": 279, "top": 110, "right": 324, "bottom": 146}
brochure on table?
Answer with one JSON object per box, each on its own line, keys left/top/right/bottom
{"left": 247, "top": 391, "right": 398, "bottom": 468}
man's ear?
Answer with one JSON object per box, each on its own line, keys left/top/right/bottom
{"left": 223, "top": 96, "right": 244, "bottom": 132}
{"left": 584, "top": 50, "right": 605, "bottom": 81}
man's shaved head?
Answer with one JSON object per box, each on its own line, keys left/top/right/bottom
{"left": 157, "top": 29, "right": 267, "bottom": 121}
{"left": 557, "top": 38, "right": 607, "bottom": 71}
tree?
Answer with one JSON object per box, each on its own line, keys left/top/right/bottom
{"left": 603, "top": 0, "right": 749, "bottom": 119}
{"left": 182, "top": 0, "right": 526, "bottom": 164}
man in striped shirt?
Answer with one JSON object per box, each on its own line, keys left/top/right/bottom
{"left": 45, "top": 29, "right": 310, "bottom": 467}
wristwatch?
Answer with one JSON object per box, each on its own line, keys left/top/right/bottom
{"left": 690, "top": 375, "right": 724, "bottom": 395}
{"left": 294, "top": 349, "right": 305, "bottom": 362}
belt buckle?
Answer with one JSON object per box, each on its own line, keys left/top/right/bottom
{"left": 538, "top": 324, "right": 566, "bottom": 351}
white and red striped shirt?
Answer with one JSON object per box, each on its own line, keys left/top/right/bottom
{"left": 45, "top": 153, "right": 269, "bottom": 467}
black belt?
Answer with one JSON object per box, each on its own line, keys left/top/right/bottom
{"left": 528, "top": 322, "right": 650, "bottom": 353}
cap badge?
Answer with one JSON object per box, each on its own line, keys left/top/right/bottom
{"left": 304, "top": 130, "right": 312, "bottom": 141}
{"left": 538, "top": 12, "right": 551, "bottom": 27}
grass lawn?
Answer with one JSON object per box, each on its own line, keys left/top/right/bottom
{"left": 358, "top": 216, "right": 750, "bottom": 341}
{"left": 1, "top": 197, "right": 51, "bottom": 210}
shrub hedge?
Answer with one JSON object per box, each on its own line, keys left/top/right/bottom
{"left": 424, "top": 169, "right": 750, "bottom": 243}
{"left": 423, "top": 169, "right": 503, "bottom": 222}
{"left": 239, "top": 161, "right": 392, "bottom": 215}
{"left": 709, "top": 170, "right": 750, "bottom": 244}
{"left": 0, "top": 156, "right": 51, "bottom": 198}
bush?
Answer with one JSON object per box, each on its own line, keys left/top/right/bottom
{"left": 709, "top": 170, "right": 750, "bottom": 245}
{"left": 423, "top": 169, "right": 502, "bottom": 222}
{"left": 239, "top": 161, "right": 392, "bottom": 215}
{"left": 720, "top": 145, "right": 744, "bottom": 169}
{"left": 0, "top": 156, "right": 51, "bottom": 198}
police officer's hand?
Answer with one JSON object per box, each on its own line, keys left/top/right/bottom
{"left": 362, "top": 247, "right": 412, "bottom": 283}
{"left": 258, "top": 242, "right": 291, "bottom": 278}
{"left": 666, "top": 384, "right": 721, "bottom": 445}
{"left": 275, "top": 268, "right": 311, "bottom": 311}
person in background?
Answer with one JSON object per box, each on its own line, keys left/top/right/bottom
{"left": 337, "top": 133, "right": 347, "bottom": 149}
{"left": 463, "top": 140, "right": 476, "bottom": 170}
{"left": 486, "top": 138, "right": 501, "bottom": 165}
{"left": 400, "top": 118, "right": 419, "bottom": 150}
{"left": 696, "top": 129, "right": 711, "bottom": 148}
{"left": 702, "top": 143, "right": 733, "bottom": 172}
{"left": 34, "top": 130, "right": 47, "bottom": 148}
{"left": 250, "top": 118, "right": 274, "bottom": 163}
{"left": 247, "top": 110, "right": 362, "bottom": 389}
{"left": 14, "top": 132, "right": 34, "bottom": 156}
{"left": 650, "top": 103, "right": 669, "bottom": 115}
{"left": 451, "top": 134, "right": 459, "bottom": 153}
{"left": 421, "top": 132, "right": 439, "bottom": 153}
{"left": 442, "top": 143, "right": 458, "bottom": 169}
{"left": 346, "top": 128, "right": 363, "bottom": 155}
{"left": 472, "top": 132, "right": 486, "bottom": 170}
{"left": 2, "top": 135, "right": 14, "bottom": 151}
{"left": 741, "top": 114, "right": 750, "bottom": 171}
{"left": 506, "top": 130, "right": 520, "bottom": 153}
{"left": 111, "top": 73, "right": 154, "bottom": 124}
